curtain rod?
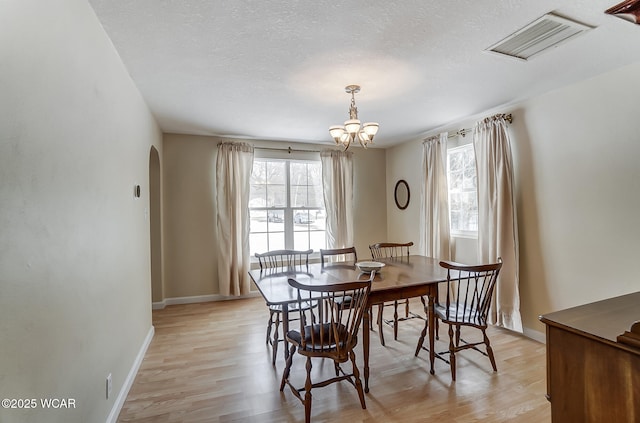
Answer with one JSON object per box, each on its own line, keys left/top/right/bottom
{"left": 424, "top": 113, "right": 513, "bottom": 142}
{"left": 216, "top": 142, "right": 322, "bottom": 154}
{"left": 255, "top": 146, "right": 322, "bottom": 154}
{"left": 449, "top": 113, "right": 513, "bottom": 139}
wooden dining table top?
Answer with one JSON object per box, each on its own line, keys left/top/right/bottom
{"left": 249, "top": 255, "right": 449, "bottom": 305}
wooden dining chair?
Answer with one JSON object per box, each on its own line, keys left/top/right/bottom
{"left": 415, "top": 258, "right": 503, "bottom": 381}
{"left": 369, "top": 242, "right": 421, "bottom": 345}
{"left": 319, "top": 247, "right": 358, "bottom": 266}
{"left": 254, "top": 249, "right": 314, "bottom": 365}
{"left": 319, "top": 247, "right": 378, "bottom": 334}
{"left": 280, "top": 274, "right": 373, "bottom": 423}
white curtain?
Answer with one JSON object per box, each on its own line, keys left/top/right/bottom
{"left": 473, "top": 115, "right": 523, "bottom": 332}
{"left": 216, "top": 142, "right": 254, "bottom": 296}
{"left": 420, "top": 133, "right": 451, "bottom": 260}
{"left": 320, "top": 149, "right": 354, "bottom": 249}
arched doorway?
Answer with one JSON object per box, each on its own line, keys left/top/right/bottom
{"left": 149, "top": 146, "right": 163, "bottom": 304}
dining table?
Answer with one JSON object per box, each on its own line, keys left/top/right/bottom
{"left": 248, "top": 254, "right": 450, "bottom": 392}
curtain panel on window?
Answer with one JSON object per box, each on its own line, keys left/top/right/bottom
{"left": 320, "top": 149, "right": 354, "bottom": 249}
{"left": 420, "top": 132, "right": 451, "bottom": 260}
{"left": 473, "top": 116, "right": 523, "bottom": 332}
{"left": 216, "top": 142, "right": 254, "bottom": 296}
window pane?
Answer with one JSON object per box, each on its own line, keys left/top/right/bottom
{"left": 308, "top": 185, "right": 323, "bottom": 208}
{"left": 293, "top": 210, "right": 315, "bottom": 225}
{"left": 449, "top": 192, "right": 461, "bottom": 211}
{"left": 290, "top": 162, "right": 309, "bottom": 185}
{"left": 249, "top": 185, "right": 266, "bottom": 208}
{"left": 291, "top": 185, "right": 309, "bottom": 207}
{"left": 251, "top": 161, "right": 267, "bottom": 184}
{"left": 308, "top": 163, "right": 322, "bottom": 186}
{"left": 266, "top": 210, "right": 284, "bottom": 225}
{"left": 268, "top": 232, "right": 285, "bottom": 251}
{"left": 450, "top": 211, "right": 461, "bottom": 232}
{"left": 250, "top": 210, "right": 268, "bottom": 232}
{"left": 266, "top": 161, "right": 285, "bottom": 184}
{"left": 309, "top": 230, "right": 326, "bottom": 251}
{"left": 461, "top": 192, "right": 478, "bottom": 231}
{"left": 293, "top": 231, "right": 310, "bottom": 251}
{"left": 448, "top": 144, "right": 478, "bottom": 236}
{"left": 450, "top": 171, "right": 463, "bottom": 191}
{"left": 463, "top": 147, "right": 475, "bottom": 169}
{"left": 267, "top": 184, "right": 286, "bottom": 207}
{"left": 250, "top": 233, "right": 268, "bottom": 256}
{"left": 449, "top": 151, "right": 463, "bottom": 172}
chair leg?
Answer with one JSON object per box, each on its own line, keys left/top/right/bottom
{"left": 280, "top": 345, "right": 296, "bottom": 391}
{"left": 393, "top": 301, "right": 399, "bottom": 341}
{"left": 455, "top": 326, "right": 461, "bottom": 347}
{"left": 350, "top": 350, "right": 367, "bottom": 409}
{"left": 483, "top": 328, "right": 498, "bottom": 371}
{"left": 377, "top": 304, "right": 385, "bottom": 346}
{"left": 448, "top": 324, "right": 457, "bottom": 381}
{"left": 405, "top": 299, "right": 410, "bottom": 318}
{"left": 271, "top": 312, "right": 280, "bottom": 365}
{"left": 304, "top": 357, "right": 313, "bottom": 423}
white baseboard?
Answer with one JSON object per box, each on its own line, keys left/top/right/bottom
{"left": 152, "top": 291, "right": 261, "bottom": 310}
{"left": 106, "top": 325, "right": 155, "bottom": 423}
{"left": 523, "top": 326, "right": 546, "bottom": 344}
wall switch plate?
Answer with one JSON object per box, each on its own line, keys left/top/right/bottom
{"left": 106, "top": 373, "right": 112, "bottom": 399}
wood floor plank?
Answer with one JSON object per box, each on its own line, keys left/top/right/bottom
{"left": 118, "top": 298, "right": 550, "bottom": 422}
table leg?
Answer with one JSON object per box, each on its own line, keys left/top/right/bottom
{"left": 363, "top": 303, "right": 371, "bottom": 393}
{"left": 428, "top": 290, "right": 436, "bottom": 375}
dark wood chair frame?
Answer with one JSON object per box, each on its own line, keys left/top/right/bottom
{"left": 280, "top": 275, "right": 373, "bottom": 423}
{"left": 319, "top": 247, "right": 358, "bottom": 267}
{"left": 369, "top": 242, "right": 422, "bottom": 345}
{"left": 415, "top": 258, "right": 503, "bottom": 381}
{"left": 254, "top": 249, "right": 314, "bottom": 365}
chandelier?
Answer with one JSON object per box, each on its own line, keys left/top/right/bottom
{"left": 329, "top": 85, "right": 379, "bottom": 150}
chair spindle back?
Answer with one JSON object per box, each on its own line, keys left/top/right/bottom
{"left": 288, "top": 276, "right": 372, "bottom": 359}
{"left": 440, "top": 259, "right": 502, "bottom": 326}
{"left": 320, "top": 247, "right": 358, "bottom": 267}
{"left": 369, "top": 242, "right": 413, "bottom": 259}
{"left": 255, "top": 249, "right": 313, "bottom": 270}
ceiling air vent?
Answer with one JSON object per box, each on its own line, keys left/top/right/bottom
{"left": 486, "top": 12, "right": 594, "bottom": 61}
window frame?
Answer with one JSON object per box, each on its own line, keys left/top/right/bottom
{"left": 447, "top": 143, "right": 478, "bottom": 239}
{"left": 248, "top": 154, "right": 326, "bottom": 259}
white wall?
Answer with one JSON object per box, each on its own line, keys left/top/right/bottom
{"left": 387, "top": 61, "right": 640, "bottom": 339}
{"left": 514, "top": 61, "right": 640, "bottom": 335}
{"left": 161, "top": 135, "right": 387, "bottom": 299}
{"left": 0, "top": 1, "right": 161, "bottom": 422}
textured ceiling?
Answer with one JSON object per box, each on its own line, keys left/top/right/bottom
{"left": 88, "top": 0, "right": 640, "bottom": 147}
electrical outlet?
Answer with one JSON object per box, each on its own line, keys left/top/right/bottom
{"left": 106, "top": 373, "right": 112, "bottom": 399}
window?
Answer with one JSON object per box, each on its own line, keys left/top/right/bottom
{"left": 249, "top": 158, "right": 326, "bottom": 256}
{"left": 447, "top": 144, "right": 478, "bottom": 237}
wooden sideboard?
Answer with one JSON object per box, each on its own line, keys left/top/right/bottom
{"left": 539, "top": 292, "right": 640, "bottom": 423}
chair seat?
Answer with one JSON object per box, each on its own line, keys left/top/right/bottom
{"left": 435, "top": 304, "right": 487, "bottom": 326}
{"left": 286, "top": 323, "right": 355, "bottom": 351}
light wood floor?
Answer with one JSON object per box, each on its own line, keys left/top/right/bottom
{"left": 117, "top": 297, "right": 551, "bottom": 422}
